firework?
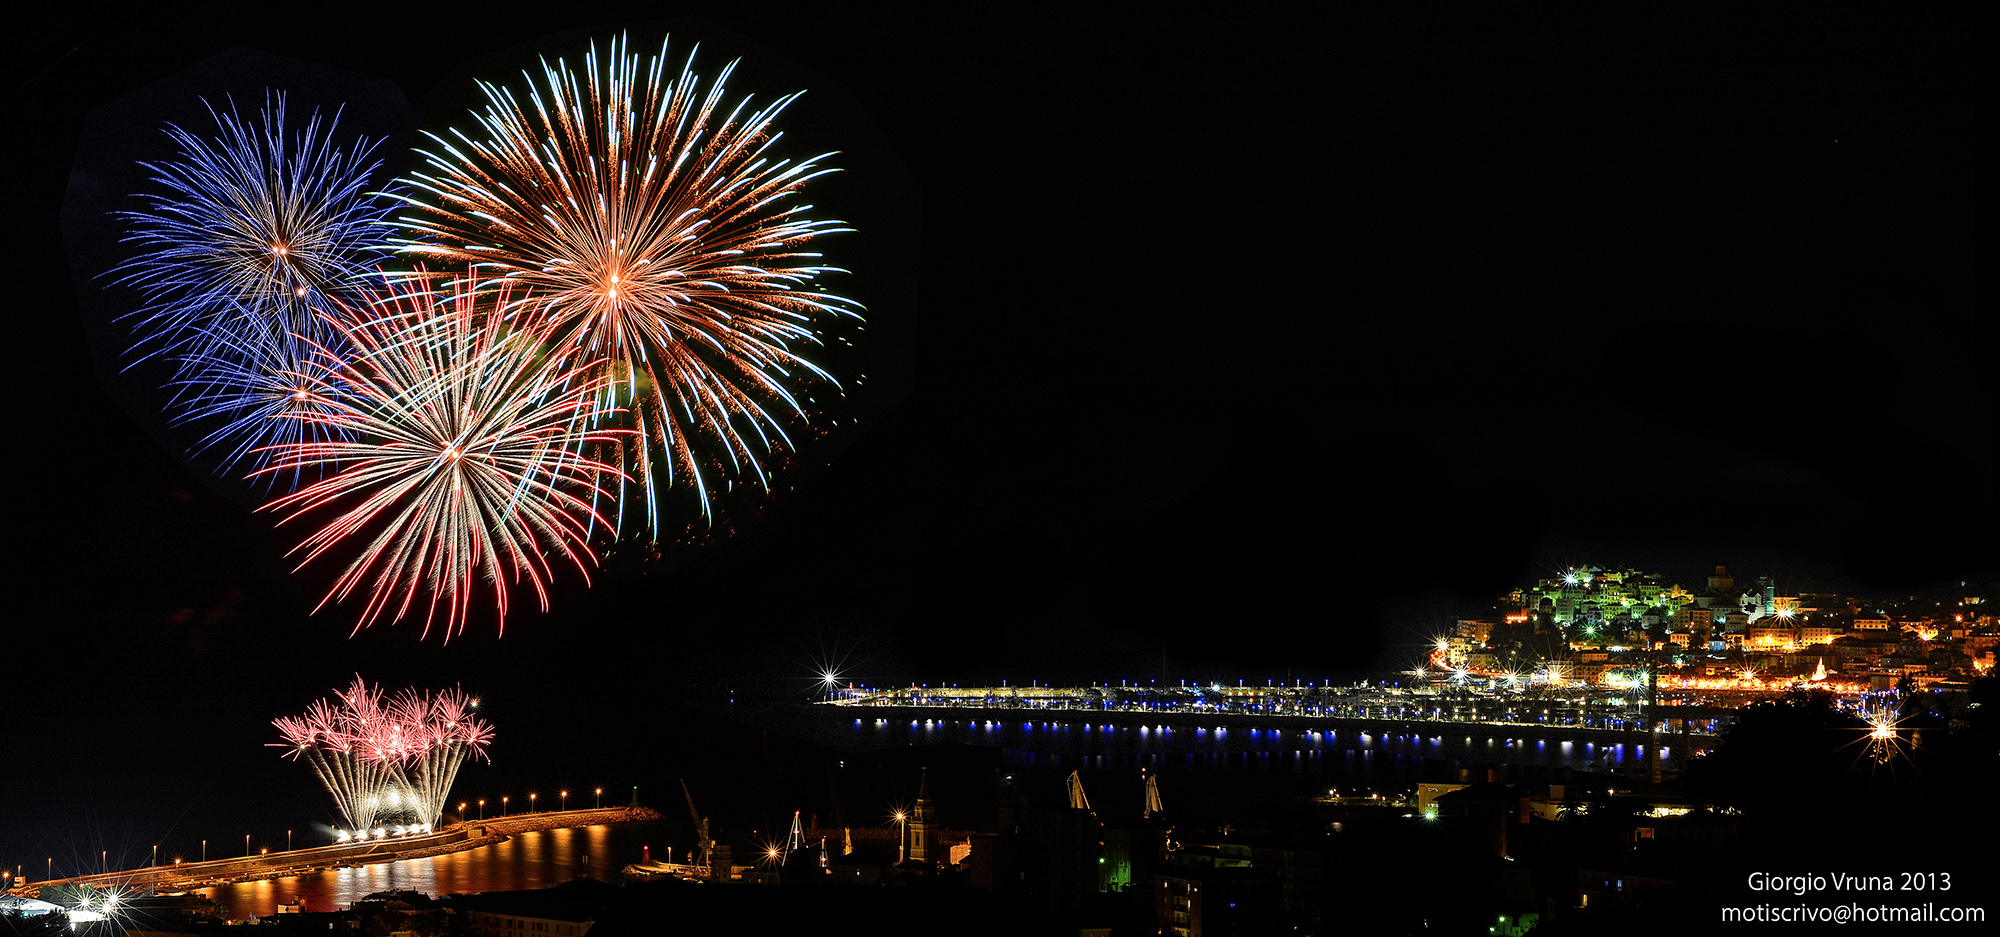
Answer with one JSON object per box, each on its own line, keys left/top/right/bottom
{"left": 272, "top": 678, "right": 399, "bottom": 833}
{"left": 386, "top": 686, "right": 494, "bottom": 826}
{"left": 392, "top": 34, "right": 862, "bottom": 532}
{"left": 273, "top": 677, "right": 493, "bottom": 833}
{"left": 168, "top": 312, "right": 355, "bottom": 484}
{"left": 112, "top": 92, "right": 393, "bottom": 351}
{"left": 257, "top": 274, "right": 630, "bottom": 638}
{"left": 109, "top": 91, "right": 395, "bottom": 481}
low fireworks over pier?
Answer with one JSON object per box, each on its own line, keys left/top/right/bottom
{"left": 272, "top": 676, "right": 492, "bottom": 839}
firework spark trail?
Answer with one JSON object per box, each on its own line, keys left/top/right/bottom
{"left": 169, "top": 313, "right": 356, "bottom": 485}
{"left": 109, "top": 91, "right": 396, "bottom": 482}
{"left": 272, "top": 681, "right": 398, "bottom": 833}
{"left": 391, "top": 34, "right": 862, "bottom": 533}
{"left": 386, "top": 687, "right": 492, "bottom": 826}
{"left": 257, "top": 274, "right": 631, "bottom": 639}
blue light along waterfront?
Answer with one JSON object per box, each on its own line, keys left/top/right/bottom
{"left": 816, "top": 712, "right": 1672, "bottom": 776}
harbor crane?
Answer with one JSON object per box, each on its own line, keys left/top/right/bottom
{"left": 681, "top": 779, "right": 713, "bottom": 879}
{"left": 1067, "top": 770, "right": 1091, "bottom": 812}
{"left": 785, "top": 810, "right": 805, "bottom": 861}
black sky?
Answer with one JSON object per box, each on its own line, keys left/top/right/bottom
{"left": 3, "top": 2, "right": 1986, "bottom": 865}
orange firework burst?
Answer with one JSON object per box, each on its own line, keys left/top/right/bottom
{"left": 391, "top": 34, "right": 861, "bottom": 533}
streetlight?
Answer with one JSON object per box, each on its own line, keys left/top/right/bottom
{"left": 893, "top": 812, "right": 907, "bottom": 864}
{"left": 101, "top": 850, "right": 107, "bottom": 874}
{"left": 201, "top": 841, "right": 207, "bottom": 863}
{"left": 287, "top": 830, "right": 293, "bottom": 852}
{"left": 152, "top": 845, "right": 158, "bottom": 868}
{"left": 595, "top": 788, "right": 602, "bottom": 809}
{"left": 530, "top": 792, "right": 537, "bottom": 812}
{"left": 560, "top": 790, "right": 568, "bottom": 811}
{"left": 478, "top": 799, "right": 486, "bottom": 821}
{"left": 502, "top": 796, "right": 509, "bottom": 815}
{"left": 459, "top": 802, "right": 468, "bottom": 823}
{"left": 245, "top": 834, "right": 251, "bottom": 857}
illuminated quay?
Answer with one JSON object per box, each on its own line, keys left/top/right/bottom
{"left": 4, "top": 806, "right": 660, "bottom": 902}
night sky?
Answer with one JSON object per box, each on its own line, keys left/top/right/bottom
{"left": 4, "top": 2, "right": 1986, "bottom": 870}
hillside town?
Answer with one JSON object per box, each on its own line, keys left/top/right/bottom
{"left": 1434, "top": 565, "right": 1992, "bottom": 697}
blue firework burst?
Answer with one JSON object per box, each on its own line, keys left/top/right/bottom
{"left": 109, "top": 91, "right": 398, "bottom": 483}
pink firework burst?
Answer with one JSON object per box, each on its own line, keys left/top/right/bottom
{"left": 273, "top": 677, "right": 497, "bottom": 832}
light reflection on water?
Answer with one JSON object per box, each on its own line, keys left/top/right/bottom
{"left": 198, "top": 823, "right": 662, "bottom": 920}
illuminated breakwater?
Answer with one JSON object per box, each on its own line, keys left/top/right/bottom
{"left": 8, "top": 806, "right": 661, "bottom": 900}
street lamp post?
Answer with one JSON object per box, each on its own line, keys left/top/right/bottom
{"left": 201, "top": 841, "right": 207, "bottom": 863}
{"left": 478, "top": 799, "right": 485, "bottom": 821}
{"left": 245, "top": 834, "right": 251, "bottom": 857}
{"left": 894, "top": 812, "right": 907, "bottom": 864}
{"left": 502, "top": 796, "right": 509, "bottom": 815}
{"left": 560, "top": 790, "right": 568, "bottom": 811}
{"left": 530, "top": 793, "right": 537, "bottom": 813}
{"left": 595, "top": 788, "right": 602, "bottom": 809}
{"left": 152, "top": 845, "right": 158, "bottom": 868}
{"left": 287, "top": 830, "right": 293, "bottom": 852}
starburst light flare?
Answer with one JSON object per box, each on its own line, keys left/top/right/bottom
{"left": 257, "top": 273, "right": 631, "bottom": 638}
{"left": 391, "top": 34, "right": 863, "bottom": 533}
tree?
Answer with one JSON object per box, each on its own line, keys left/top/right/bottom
{"left": 1680, "top": 688, "right": 1869, "bottom": 820}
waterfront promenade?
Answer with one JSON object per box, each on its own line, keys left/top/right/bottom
{"left": 831, "top": 700, "right": 1715, "bottom": 746}
{"left": 7, "top": 805, "right": 662, "bottom": 900}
